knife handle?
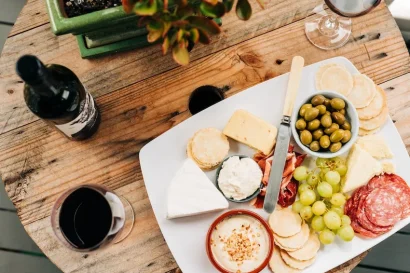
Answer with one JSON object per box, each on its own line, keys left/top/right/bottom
{"left": 283, "top": 56, "right": 305, "bottom": 117}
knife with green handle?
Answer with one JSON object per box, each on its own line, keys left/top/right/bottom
{"left": 263, "top": 56, "right": 305, "bottom": 213}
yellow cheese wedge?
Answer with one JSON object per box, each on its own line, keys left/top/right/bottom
{"left": 341, "top": 144, "right": 383, "bottom": 193}
{"left": 356, "top": 135, "right": 393, "bottom": 159}
{"left": 223, "top": 110, "right": 277, "bottom": 155}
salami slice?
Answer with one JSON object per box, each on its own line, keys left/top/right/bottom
{"left": 356, "top": 193, "right": 392, "bottom": 234}
{"left": 367, "top": 175, "right": 385, "bottom": 190}
{"left": 365, "top": 188, "right": 402, "bottom": 227}
{"left": 344, "top": 196, "right": 354, "bottom": 216}
{"left": 351, "top": 219, "right": 379, "bottom": 238}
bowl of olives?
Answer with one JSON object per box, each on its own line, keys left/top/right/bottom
{"left": 291, "top": 91, "right": 359, "bottom": 158}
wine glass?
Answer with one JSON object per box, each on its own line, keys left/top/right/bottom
{"left": 51, "top": 184, "right": 135, "bottom": 252}
{"left": 305, "top": 0, "right": 382, "bottom": 50}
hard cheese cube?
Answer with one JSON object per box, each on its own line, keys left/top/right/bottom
{"left": 223, "top": 110, "right": 277, "bottom": 155}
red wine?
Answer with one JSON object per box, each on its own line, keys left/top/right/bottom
{"left": 16, "top": 55, "right": 100, "bottom": 141}
{"left": 189, "top": 85, "right": 224, "bottom": 115}
{"left": 325, "top": 0, "right": 381, "bottom": 17}
{"left": 59, "top": 187, "right": 112, "bottom": 250}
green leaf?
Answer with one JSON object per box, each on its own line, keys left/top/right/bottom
{"left": 236, "top": 0, "right": 252, "bottom": 20}
{"left": 122, "top": 0, "right": 138, "bottom": 13}
{"left": 199, "top": 2, "right": 226, "bottom": 18}
{"left": 173, "top": 42, "right": 190, "bottom": 66}
{"left": 134, "top": 0, "right": 158, "bottom": 16}
{"left": 147, "top": 21, "right": 162, "bottom": 31}
{"left": 147, "top": 21, "right": 163, "bottom": 42}
{"left": 171, "top": 20, "right": 190, "bottom": 27}
{"left": 162, "top": 22, "right": 172, "bottom": 37}
{"left": 177, "top": 29, "right": 185, "bottom": 42}
{"left": 222, "top": 0, "right": 234, "bottom": 12}
{"left": 198, "top": 29, "right": 211, "bottom": 44}
{"left": 189, "top": 28, "right": 200, "bottom": 43}
{"left": 162, "top": 37, "right": 170, "bottom": 54}
{"left": 138, "top": 16, "right": 152, "bottom": 27}
{"left": 176, "top": 6, "right": 194, "bottom": 19}
{"left": 188, "top": 16, "right": 221, "bottom": 35}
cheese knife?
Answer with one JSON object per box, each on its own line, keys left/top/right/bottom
{"left": 263, "top": 56, "right": 305, "bottom": 213}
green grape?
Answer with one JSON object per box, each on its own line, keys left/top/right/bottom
{"left": 319, "top": 168, "right": 330, "bottom": 180}
{"left": 314, "top": 188, "right": 321, "bottom": 201}
{"left": 330, "top": 206, "right": 344, "bottom": 217}
{"left": 330, "top": 157, "right": 344, "bottom": 167}
{"left": 298, "top": 183, "right": 311, "bottom": 195}
{"left": 331, "top": 183, "right": 340, "bottom": 193}
{"left": 312, "top": 201, "right": 327, "bottom": 216}
{"left": 311, "top": 216, "right": 325, "bottom": 232}
{"left": 300, "top": 189, "right": 316, "bottom": 206}
{"left": 325, "top": 171, "right": 341, "bottom": 186}
{"left": 300, "top": 206, "right": 313, "bottom": 220}
{"left": 319, "top": 229, "right": 335, "bottom": 245}
{"left": 307, "top": 173, "right": 320, "bottom": 187}
{"left": 324, "top": 211, "right": 342, "bottom": 230}
{"left": 292, "top": 201, "right": 304, "bottom": 214}
{"left": 335, "top": 164, "right": 348, "bottom": 177}
{"left": 337, "top": 225, "right": 355, "bottom": 242}
{"left": 330, "top": 193, "right": 346, "bottom": 206}
{"left": 293, "top": 166, "right": 309, "bottom": 181}
{"left": 316, "top": 158, "right": 328, "bottom": 168}
{"left": 341, "top": 215, "right": 352, "bottom": 226}
{"left": 317, "top": 182, "right": 333, "bottom": 198}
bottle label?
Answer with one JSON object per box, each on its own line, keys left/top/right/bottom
{"left": 55, "top": 92, "right": 98, "bottom": 138}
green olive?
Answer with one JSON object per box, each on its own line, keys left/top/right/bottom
{"left": 325, "top": 111, "right": 331, "bottom": 116}
{"left": 329, "top": 142, "right": 342, "bottom": 153}
{"left": 330, "top": 129, "right": 345, "bottom": 143}
{"left": 313, "top": 129, "right": 324, "bottom": 140}
{"left": 315, "top": 105, "right": 327, "bottom": 115}
{"left": 311, "top": 95, "right": 326, "bottom": 106}
{"left": 304, "top": 108, "right": 320, "bottom": 122}
{"left": 341, "top": 120, "right": 351, "bottom": 130}
{"left": 299, "top": 104, "right": 312, "bottom": 117}
{"left": 342, "top": 130, "right": 352, "bottom": 144}
{"left": 319, "top": 135, "right": 331, "bottom": 149}
{"left": 330, "top": 98, "right": 346, "bottom": 110}
{"left": 310, "top": 141, "right": 320, "bottom": 152}
{"left": 296, "top": 119, "right": 307, "bottom": 130}
{"left": 300, "top": 130, "right": 313, "bottom": 146}
{"left": 321, "top": 115, "right": 332, "bottom": 128}
{"left": 324, "top": 123, "right": 339, "bottom": 135}
{"left": 307, "top": 119, "right": 321, "bottom": 131}
{"left": 331, "top": 112, "right": 346, "bottom": 125}
{"left": 338, "top": 109, "right": 346, "bottom": 115}
{"left": 324, "top": 99, "right": 331, "bottom": 108}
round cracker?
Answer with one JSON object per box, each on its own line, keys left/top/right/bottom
{"left": 280, "top": 250, "right": 316, "bottom": 270}
{"left": 269, "top": 245, "right": 301, "bottom": 273}
{"left": 347, "top": 74, "right": 377, "bottom": 108}
{"left": 274, "top": 239, "right": 299, "bottom": 252}
{"left": 315, "top": 63, "right": 340, "bottom": 90}
{"left": 269, "top": 207, "right": 302, "bottom": 237}
{"left": 274, "top": 222, "right": 310, "bottom": 250}
{"left": 186, "top": 138, "right": 218, "bottom": 170}
{"left": 319, "top": 65, "right": 354, "bottom": 96}
{"left": 359, "top": 106, "right": 388, "bottom": 131}
{"left": 357, "top": 86, "right": 386, "bottom": 120}
{"left": 191, "top": 128, "right": 229, "bottom": 167}
{"left": 287, "top": 232, "right": 320, "bottom": 261}
{"left": 359, "top": 127, "right": 380, "bottom": 136}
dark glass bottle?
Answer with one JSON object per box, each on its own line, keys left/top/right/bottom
{"left": 16, "top": 55, "right": 100, "bottom": 140}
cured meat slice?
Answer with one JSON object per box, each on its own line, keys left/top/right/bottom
{"left": 365, "top": 188, "right": 402, "bottom": 227}
{"left": 350, "top": 219, "right": 379, "bottom": 238}
{"left": 356, "top": 193, "right": 392, "bottom": 234}
{"left": 344, "top": 196, "right": 354, "bottom": 216}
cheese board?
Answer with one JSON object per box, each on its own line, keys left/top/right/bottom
{"left": 139, "top": 56, "right": 410, "bottom": 273}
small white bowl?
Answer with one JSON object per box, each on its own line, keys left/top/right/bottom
{"left": 291, "top": 91, "right": 359, "bottom": 158}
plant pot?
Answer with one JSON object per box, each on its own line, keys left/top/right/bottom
{"left": 45, "top": 0, "right": 151, "bottom": 58}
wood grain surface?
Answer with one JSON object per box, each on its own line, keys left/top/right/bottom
{"left": 0, "top": 0, "right": 409, "bottom": 272}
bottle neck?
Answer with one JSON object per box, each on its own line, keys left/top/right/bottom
{"left": 28, "top": 70, "right": 60, "bottom": 97}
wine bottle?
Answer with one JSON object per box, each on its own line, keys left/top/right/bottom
{"left": 16, "top": 55, "right": 100, "bottom": 141}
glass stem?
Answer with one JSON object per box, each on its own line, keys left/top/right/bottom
{"left": 319, "top": 15, "right": 340, "bottom": 36}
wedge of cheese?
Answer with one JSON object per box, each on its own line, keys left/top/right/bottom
{"left": 167, "top": 159, "right": 228, "bottom": 219}
{"left": 223, "top": 110, "right": 277, "bottom": 155}
{"left": 356, "top": 135, "right": 393, "bottom": 159}
{"left": 342, "top": 144, "right": 383, "bottom": 193}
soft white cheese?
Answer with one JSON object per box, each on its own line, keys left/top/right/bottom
{"left": 218, "top": 156, "right": 263, "bottom": 200}
{"left": 167, "top": 159, "right": 229, "bottom": 219}
{"left": 356, "top": 135, "right": 393, "bottom": 159}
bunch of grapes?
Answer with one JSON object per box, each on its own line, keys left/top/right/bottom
{"left": 292, "top": 157, "right": 354, "bottom": 244}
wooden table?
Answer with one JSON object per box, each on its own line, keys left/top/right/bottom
{"left": 0, "top": 0, "right": 409, "bottom": 272}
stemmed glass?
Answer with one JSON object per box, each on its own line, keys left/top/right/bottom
{"left": 51, "top": 184, "right": 135, "bottom": 252}
{"left": 305, "top": 0, "right": 382, "bottom": 50}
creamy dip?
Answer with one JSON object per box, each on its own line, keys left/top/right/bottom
{"left": 218, "top": 156, "right": 262, "bottom": 200}
{"left": 210, "top": 215, "right": 270, "bottom": 273}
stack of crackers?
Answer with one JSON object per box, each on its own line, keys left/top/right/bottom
{"left": 316, "top": 63, "right": 388, "bottom": 136}
{"left": 268, "top": 208, "right": 320, "bottom": 272}
{"left": 186, "top": 128, "right": 229, "bottom": 170}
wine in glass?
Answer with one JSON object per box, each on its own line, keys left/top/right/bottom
{"left": 51, "top": 185, "right": 135, "bottom": 252}
{"left": 305, "top": 0, "right": 382, "bottom": 50}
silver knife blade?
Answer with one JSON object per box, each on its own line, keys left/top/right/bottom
{"left": 263, "top": 117, "right": 291, "bottom": 213}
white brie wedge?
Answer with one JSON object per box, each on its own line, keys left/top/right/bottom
{"left": 167, "top": 159, "right": 229, "bottom": 219}
{"left": 342, "top": 144, "right": 383, "bottom": 193}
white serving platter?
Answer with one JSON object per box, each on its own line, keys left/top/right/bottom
{"left": 140, "top": 56, "right": 410, "bottom": 273}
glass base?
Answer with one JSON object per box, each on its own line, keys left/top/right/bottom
{"left": 113, "top": 196, "right": 135, "bottom": 244}
{"left": 305, "top": 4, "right": 352, "bottom": 50}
